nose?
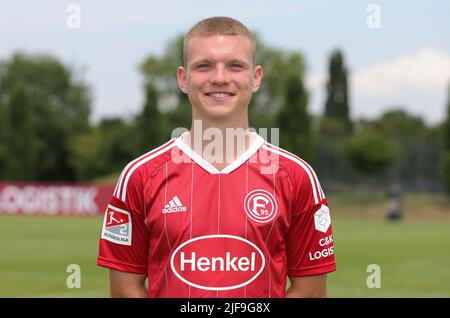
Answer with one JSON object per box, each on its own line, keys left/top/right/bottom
{"left": 210, "top": 65, "right": 230, "bottom": 85}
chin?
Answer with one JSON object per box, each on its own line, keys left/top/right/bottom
{"left": 203, "top": 108, "right": 235, "bottom": 120}
{"left": 196, "top": 103, "right": 236, "bottom": 119}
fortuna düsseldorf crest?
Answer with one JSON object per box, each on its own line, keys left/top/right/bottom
{"left": 244, "top": 189, "right": 278, "bottom": 223}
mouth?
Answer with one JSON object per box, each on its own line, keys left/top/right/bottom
{"left": 204, "top": 92, "right": 236, "bottom": 103}
{"left": 205, "top": 92, "right": 235, "bottom": 98}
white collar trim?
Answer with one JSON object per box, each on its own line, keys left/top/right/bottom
{"left": 174, "top": 132, "right": 265, "bottom": 174}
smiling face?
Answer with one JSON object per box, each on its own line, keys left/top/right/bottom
{"left": 177, "top": 34, "right": 263, "bottom": 122}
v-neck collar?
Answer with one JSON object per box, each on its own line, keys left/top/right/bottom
{"left": 174, "top": 131, "right": 265, "bottom": 174}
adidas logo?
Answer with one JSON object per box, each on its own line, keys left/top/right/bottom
{"left": 162, "top": 195, "right": 187, "bottom": 214}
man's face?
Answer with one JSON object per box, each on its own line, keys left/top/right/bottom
{"left": 177, "top": 34, "right": 263, "bottom": 121}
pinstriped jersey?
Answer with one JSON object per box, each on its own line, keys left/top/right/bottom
{"left": 97, "top": 133, "right": 336, "bottom": 297}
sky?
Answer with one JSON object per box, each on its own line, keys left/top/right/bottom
{"left": 0, "top": 0, "right": 449, "bottom": 125}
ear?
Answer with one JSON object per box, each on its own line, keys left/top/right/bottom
{"left": 252, "top": 65, "right": 263, "bottom": 93}
{"left": 177, "top": 66, "right": 188, "bottom": 94}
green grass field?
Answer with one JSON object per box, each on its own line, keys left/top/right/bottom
{"left": 1, "top": 193, "right": 449, "bottom": 297}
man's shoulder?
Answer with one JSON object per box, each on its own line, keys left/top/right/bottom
{"left": 123, "top": 138, "right": 176, "bottom": 177}
{"left": 262, "top": 142, "right": 325, "bottom": 203}
{"left": 113, "top": 139, "right": 176, "bottom": 202}
{"left": 261, "top": 141, "right": 317, "bottom": 177}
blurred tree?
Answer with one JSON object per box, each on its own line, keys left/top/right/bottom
{"left": 348, "top": 109, "right": 443, "bottom": 191}
{"left": 0, "top": 53, "right": 91, "bottom": 181}
{"left": 68, "top": 127, "right": 102, "bottom": 181}
{"left": 370, "top": 110, "right": 434, "bottom": 186}
{"left": 317, "top": 116, "right": 356, "bottom": 182}
{"left": 372, "top": 110, "right": 426, "bottom": 140}
{"left": 442, "top": 84, "right": 450, "bottom": 194}
{"left": 442, "top": 152, "right": 450, "bottom": 195}
{"left": 277, "top": 74, "right": 313, "bottom": 162}
{"left": 96, "top": 118, "right": 136, "bottom": 173}
{"left": 251, "top": 39, "right": 306, "bottom": 131}
{"left": 0, "top": 104, "right": 5, "bottom": 174}
{"left": 323, "top": 49, "right": 352, "bottom": 132}
{"left": 69, "top": 118, "right": 135, "bottom": 181}
{"left": 343, "top": 128, "right": 397, "bottom": 175}
{"left": 445, "top": 85, "right": 450, "bottom": 151}
{"left": 140, "top": 35, "right": 190, "bottom": 138}
{"left": 133, "top": 83, "right": 163, "bottom": 155}
{"left": 318, "top": 49, "right": 353, "bottom": 182}
{"left": 2, "top": 83, "right": 36, "bottom": 180}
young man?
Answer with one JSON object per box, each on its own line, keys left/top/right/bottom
{"left": 97, "top": 17, "right": 336, "bottom": 298}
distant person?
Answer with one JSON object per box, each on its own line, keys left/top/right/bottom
{"left": 386, "top": 183, "right": 403, "bottom": 220}
{"left": 97, "top": 16, "right": 336, "bottom": 298}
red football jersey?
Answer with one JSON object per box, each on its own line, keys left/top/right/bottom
{"left": 97, "top": 133, "right": 336, "bottom": 297}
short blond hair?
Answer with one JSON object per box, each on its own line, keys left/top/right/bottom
{"left": 183, "top": 16, "right": 256, "bottom": 66}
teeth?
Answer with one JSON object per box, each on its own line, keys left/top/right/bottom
{"left": 208, "top": 93, "right": 230, "bottom": 97}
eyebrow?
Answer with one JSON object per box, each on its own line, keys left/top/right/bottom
{"left": 228, "top": 59, "right": 249, "bottom": 67}
{"left": 191, "top": 59, "right": 211, "bottom": 67}
{"left": 190, "top": 58, "right": 250, "bottom": 68}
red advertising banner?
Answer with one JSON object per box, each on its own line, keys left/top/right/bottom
{"left": 0, "top": 182, "right": 114, "bottom": 216}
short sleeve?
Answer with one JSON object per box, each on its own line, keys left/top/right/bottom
{"left": 286, "top": 167, "right": 336, "bottom": 277}
{"left": 97, "top": 168, "right": 149, "bottom": 274}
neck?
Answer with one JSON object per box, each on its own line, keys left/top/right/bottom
{"left": 190, "top": 108, "right": 250, "bottom": 134}
{"left": 185, "top": 112, "right": 255, "bottom": 170}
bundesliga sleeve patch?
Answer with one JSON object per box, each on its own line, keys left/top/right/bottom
{"left": 314, "top": 204, "right": 331, "bottom": 233}
{"left": 101, "top": 204, "right": 132, "bottom": 246}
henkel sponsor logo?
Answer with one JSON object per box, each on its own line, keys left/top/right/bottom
{"left": 170, "top": 235, "right": 265, "bottom": 291}
{"left": 0, "top": 184, "right": 109, "bottom": 215}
